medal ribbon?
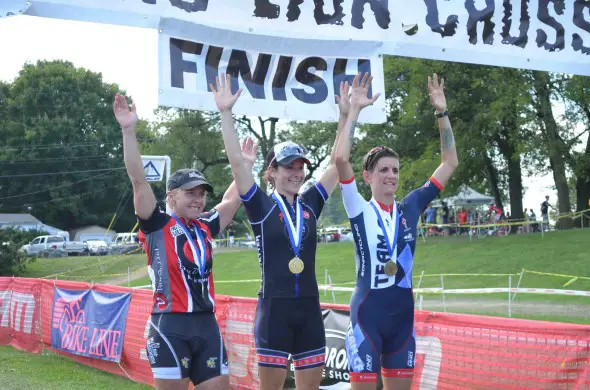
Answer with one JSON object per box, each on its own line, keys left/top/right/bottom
{"left": 171, "top": 212, "right": 207, "bottom": 274}
{"left": 370, "top": 201, "right": 400, "bottom": 263}
{"left": 272, "top": 190, "right": 304, "bottom": 258}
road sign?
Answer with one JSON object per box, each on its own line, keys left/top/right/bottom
{"left": 141, "top": 157, "right": 166, "bottom": 182}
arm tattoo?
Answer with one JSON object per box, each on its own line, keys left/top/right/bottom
{"left": 349, "top": 120, "right": 357, "bottom": 142}
{"left": 442, "top": 126, "right": 455, "bottom": 150}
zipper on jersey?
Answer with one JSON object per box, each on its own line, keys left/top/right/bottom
{"left": 295, "top": 274, "right": 300, "bottom": 297}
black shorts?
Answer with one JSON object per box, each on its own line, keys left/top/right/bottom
{"left": 254, "top": 296, "right": 326, "bottom": 370}
{"left": 146, "top": 312, "right": 228, "bottom": 385}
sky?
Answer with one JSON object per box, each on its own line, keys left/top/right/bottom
{"left": 0, "top": 15, "right": 573, "bottom": 214}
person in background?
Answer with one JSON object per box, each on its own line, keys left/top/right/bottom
{"left": 522, "top": 208, "right": 529, "bottom": 233}
{"left": 540, "top": 195, "right": 554, "bottom": 231}
{"left": 529, "top": 208, "right": 539, "bottom": 232}
{"left": 425, "top": 204, "right": 437, "bottom": 236}
{"left": 489, "top": 203, "right": 503, "bottom": 223}
{"left": 227, "top": 224, "right": 236, "bottom": 247}
{"left": 441, "top": 201, "right": 450, "bottom": 236}
{"left": 458, "top": 208, "right": 468, "bottom": 235}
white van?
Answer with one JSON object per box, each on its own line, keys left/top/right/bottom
{"left": 109, "top": 233, "right": 139, "bottom": 254}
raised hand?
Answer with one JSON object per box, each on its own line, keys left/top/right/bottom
{"left": 335, "top": 80, "right": 351, "bottom": 117}
{"left": 113, "top": 93, "right": 138, "bottom": 131}
{"left": 241, "top": 136, "right": 259, "bottom": 168}
{"left": 349, "top": 72, "right": 381, "bottom": 110}
{"left": 428, "top": 73, "right": 447, "bottom": 112}
{"left": 210, "top": 73, "right": 242, "bottom": 113}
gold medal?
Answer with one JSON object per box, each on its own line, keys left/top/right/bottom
{"left": 384, "top": 260, "right": 398, "bottom": 277}
{"left": 289, "top": 257, "right": 305, "bottom": 274}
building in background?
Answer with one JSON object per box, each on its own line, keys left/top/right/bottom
{"left": 69, "top": 225, "right": 116, "bottom": 245}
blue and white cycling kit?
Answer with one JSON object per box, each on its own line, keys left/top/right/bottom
{"left": 339, "top": 176, "right": 442, "bottom": 383}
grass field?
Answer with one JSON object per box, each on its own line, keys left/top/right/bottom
{"left": 4, "top": 230, "right": 589, "bottom": 388}
{"left": 22, "top": 229, "right": 590, "bottom": 323}
{"left": 0, "top": 345, "right": 149, "bottom": 389}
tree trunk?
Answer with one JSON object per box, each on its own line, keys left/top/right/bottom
{"left": 495, "top": 115, "right": 525, "bottom": 228}
{"left": 532, "top": 71, "right": 573, "bottom": 229}
{"left": 575, "top": 123, "right": 590, "bottom": 227}
{"left": 484, "top": 152, "right": 503, "bottom": 209}
{"left": 495, "top": 139, "right": 524, "bottom": 230}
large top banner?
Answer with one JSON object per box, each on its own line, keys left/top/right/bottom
{"left": 158, "top": 33, "right": 386, "bottom": 123}
{"left": 21, "top": 0, "right": 590, "bottom": 76}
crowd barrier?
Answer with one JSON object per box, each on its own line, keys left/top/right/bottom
{"left": 1, "top": 277, "right": 589, "bottom": 389}
{"left": 418, "top": 208, "right": 590, "bottom": 233}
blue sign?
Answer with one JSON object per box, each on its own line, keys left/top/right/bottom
{"left": 51, "top": 288, "right": 131, "bottom": 362}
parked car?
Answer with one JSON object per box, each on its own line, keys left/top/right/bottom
{"left": 20, "top": 235, "right": 66, "bottom": 257}
{"left": 84, "top": 239, "right": 108, "bottom": 256}
{"left": 109, "top": 233, "right": 140, "bottom": 255}
{"left": 20, "top": 235, "right": 87, "bottom": 257}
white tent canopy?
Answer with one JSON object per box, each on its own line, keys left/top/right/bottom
{"left": 432, "top": 185, "right": 494, "bottom": 208}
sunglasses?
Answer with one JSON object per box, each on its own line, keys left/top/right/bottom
{"left": 368, "top": 145, "right": 395, "bottom": 156}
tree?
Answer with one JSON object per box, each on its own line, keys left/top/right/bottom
{"left": 563, "top": 75, "right": 590, "bottom": 226}
{"left": 0, "top": 60, "right": 135, "bottom": 232}
{"left": 318, "top": 186, "right": 348, "bottom": 227}
{"left": 372, "top": 57, "right": 510, "bottom": 206}
{"left": 529, "top": 71, "right": 573, "bottom": 228}
{"left": 280, "top": 120, "right": 338, "bottom": 182}
{"left": 0, "top": 228, "right": 41, "bottom": 276}
{"left": 139, "top": 108, "right": 256, "bottom": 232}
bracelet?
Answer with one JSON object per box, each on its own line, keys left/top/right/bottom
{"left": 435, "top": 110, "right": 448, "bottom": 118}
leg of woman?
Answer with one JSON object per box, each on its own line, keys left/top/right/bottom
{"left": 347, "top": 292, "right": 382, "bottom": 390}
{"left": 292, "top": 297, "right": 326, "bottom": 390}
{"left": 259, "top": 366, "right": 289, "bottom": 390}
{"left": 147, "top": 314, "right": 193, "bottom": 390}
{"left": 194, "top": 375, "right": 229, "bottom": 390}
{"left": 190, "top": 314, "right": 230, "bottom": 390}
{"left": 255, "top": 297, "right": 292, "bottom": 390}
{"left": 381, "top": 306, "right": 415, "bottom": 390}
{"left": 154, "top": 379, "right": 191, "bottom": 390}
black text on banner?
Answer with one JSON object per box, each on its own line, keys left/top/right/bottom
{"left": 21, "top": 0, "right": 590, "bottom": 76}
{"left": 158, "top": 34, "right": 386, "bottom": 123}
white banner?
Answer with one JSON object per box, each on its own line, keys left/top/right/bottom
{"left": 158, "top": 32, "right": 386, "bottom": 123}
{"left": 19, "top": 0, "right": 590, "bottom": 76}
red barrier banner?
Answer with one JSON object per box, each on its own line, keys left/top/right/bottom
{"left": 0, "top": 277, "right": 42, "bottom": 353}
{"left": 1, "top": 277, "right": 589, "bottom": 389}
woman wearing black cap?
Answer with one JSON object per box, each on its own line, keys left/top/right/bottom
{"left": 210, "top": 73, "right": 372, "bottom": 389}
{"left": 113, "top": 93, "right": 257, "bottom": 390}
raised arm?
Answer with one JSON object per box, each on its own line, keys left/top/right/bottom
{"left": 335, "top": 73, "right": 380, "bottom": 181}
{"left": 317, "top": 81, "right": 351, "bottom": 195}
{"left": 210, "top": 74, "right": 255, "bottom": 196}
{"left": 429, "top": 74, "right": 459, "bottom": 187}
{"left": 114, "top": 94, "right": 157, "bottom": 220}
{"left": 214, "top": 137, "right": 258, "bottom": 231}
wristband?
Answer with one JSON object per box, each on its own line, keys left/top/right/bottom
{"left": 435, "top": 110, "right": 448, "bottom": 118}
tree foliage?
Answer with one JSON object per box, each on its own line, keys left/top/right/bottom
{"left": 0, "top": 61, "right": 134, "bottom": 231}
{"left": 1, "top": 58, "right": 588, "bottom": 234}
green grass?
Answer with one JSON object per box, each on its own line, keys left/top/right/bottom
{"left": 0, "top": 345, "right": 149, "bottom": 389}
{"left": 24, "top": 229, "right": 590, "bottom": 322}
{"left": 205, "top": 229, "right": 590, "bottom": 299}
{"left": 5, "top": 230, "right": 589, "bottom": 389}
{"left": 24, "top": 251, "right": 147, "bottom": 283}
